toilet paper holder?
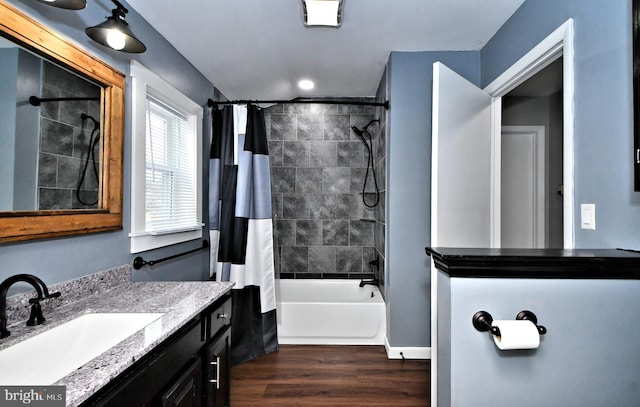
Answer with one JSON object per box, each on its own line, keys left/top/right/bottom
{"left": 472, "top": 310, "right": 547, "bottom": 336}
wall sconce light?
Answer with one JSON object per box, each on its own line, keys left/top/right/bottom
{"left": 86, "top": 0, "right": 146, "bottom": 53}
{"left": 301, "top": 0, "right": 344, "bottom": 27}
{"left": 34, "top": 0, "right": 86, "bottom": 10}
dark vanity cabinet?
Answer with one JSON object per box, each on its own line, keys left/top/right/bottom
{"left": 202, "top": 327, "right": 231, "bottom": 407}
{"left": 83, "top": 294, "right": 232, "bottom": 407}
{"left": 161, "top": 359, "right": 202, "bottom": 406}
{"left": 201, "top": 295, "right": 232, "bottom": 407}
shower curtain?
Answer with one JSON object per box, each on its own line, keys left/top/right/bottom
{"left": 209, "top": 104, "right": 278, "bottom": 366}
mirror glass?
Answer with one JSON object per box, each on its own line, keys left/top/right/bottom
{"left": 0, "top": 0, "right": 124, "bottom": 243}
{"left": 0, "top": 37, "right": 103, "bottom": 211}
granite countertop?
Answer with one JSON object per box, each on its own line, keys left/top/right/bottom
{"left": 0, "top": 267, "right": 233, "bottom": 407}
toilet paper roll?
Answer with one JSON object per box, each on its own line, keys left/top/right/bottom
{"left": 491, "top": 320, "right": 540, "bottom": 350}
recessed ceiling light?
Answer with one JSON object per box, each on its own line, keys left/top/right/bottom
{"left": 298, "top": 79, "right": 315, "bottom": 90}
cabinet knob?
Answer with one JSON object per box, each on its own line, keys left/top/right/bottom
{"left": 217, "top": 313, "right": 228, "bottom": 319}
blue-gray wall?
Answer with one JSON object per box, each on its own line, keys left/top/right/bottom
{"left": 0, "top": 0, "right": 214, "bottom": 286}
{"left": 430, "top": 1, "right": 640, "bottom": 404}
{"left": 482, "top": 0, "right": 640, "bottom": 248}
{"left": 386, "top": 51, "right": 480, "bottom": 348}
{"left": 4, "top": 0, "right": 637, "bottom": 360}
{"left": 386, "top": 0, "right": 640, "bottom": 350}
{"left": 441, "top": 272, "right": 640, "bottom": 406}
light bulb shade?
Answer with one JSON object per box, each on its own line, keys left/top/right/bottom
{"left": 106, "top": 30, "right": 127, "bottom": 50}
{"left": 35, "top": 0, "right": 86, "bottom": 10}
{"left": 86, "top": 16, "right": 146, "bottom": 53}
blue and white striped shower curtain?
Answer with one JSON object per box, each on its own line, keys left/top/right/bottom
{"left": 209, "top": 104, "right": 278, "bottom": 365}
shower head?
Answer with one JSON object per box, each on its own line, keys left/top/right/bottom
{"left": 351, "top": 119, "right": 380, "bottom": 145}
{"left": 350, "top": 126, "right": 370, "bottom": 147}
{"left": 351, "top": 125, "right": 365, "bottom": 139}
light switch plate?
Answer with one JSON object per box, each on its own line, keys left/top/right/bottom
{"left": 581, "top": 204, "right": 596, "bottom": 230}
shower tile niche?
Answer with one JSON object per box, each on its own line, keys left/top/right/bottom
{"left": 267, "top": 101, "right": 386, "bottom": 281}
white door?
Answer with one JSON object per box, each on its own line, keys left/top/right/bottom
{"left": 430, "top": 62, "right": 493, "bottom": 407}
{"left": 501, "top": 126, "right": 546, "bottom": 248}
{"left": 431, "top": 62, "right": 493, "bottom": 247}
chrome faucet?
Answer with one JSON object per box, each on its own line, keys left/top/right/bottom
{"left": 0, "top": 274, "right": 61, "bottom": 339}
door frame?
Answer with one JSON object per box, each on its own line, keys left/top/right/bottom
{"left": 484, "top": 18, "right": 574, "bottom": 249}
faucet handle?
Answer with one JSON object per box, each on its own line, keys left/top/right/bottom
{"left": 46, "top": 291, "right": 61, "bottom": 300}
{"left": 25, "top": 291, "right": 58, "bottom": 326}
{"left": 28, "top": 291, "right": 61, "bottom": 304}
{"left": 26, "top": 301, "right": 45, "bottom": 326}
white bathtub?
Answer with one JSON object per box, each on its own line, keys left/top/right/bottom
{"left": 276, "top": 279, "right": 386, "bottom": 345}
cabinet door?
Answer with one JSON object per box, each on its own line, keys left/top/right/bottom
{"left": 161, "top": 358, "right": 202, "bottom": 407}
{"left": 85, "top": 318, "right": 203, "bottom": 407}
{"left": 202, "top": 328, "right": 231, "bottom": 407}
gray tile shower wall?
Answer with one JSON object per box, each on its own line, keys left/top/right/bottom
{"left": 38, "top": 61, "right": 101, "bottom": 210}
{"left": 266, "top": 100, "right": 386, "bottom": 281}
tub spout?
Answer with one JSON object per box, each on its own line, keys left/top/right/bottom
{"left": 359, "top": 278, "right": 379, "bottom": 288}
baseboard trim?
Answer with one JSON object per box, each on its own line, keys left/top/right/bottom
{"left": 384, "top": 336, "right": 431, "bottom": 359}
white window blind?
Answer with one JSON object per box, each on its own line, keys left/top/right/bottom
{"left": 145, "top": 97, "right": 199, "bottom": 235}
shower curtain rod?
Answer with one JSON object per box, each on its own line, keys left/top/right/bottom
{"left": 207, "top": 98, "right": 389, "bottom": 110}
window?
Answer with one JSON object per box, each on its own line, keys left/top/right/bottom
{"left": 130, "top": 61, "right": 203, "bottom": 253}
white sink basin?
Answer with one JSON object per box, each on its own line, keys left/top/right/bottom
{"left": 0, "top": 312, "right": 164, "bottom": 385}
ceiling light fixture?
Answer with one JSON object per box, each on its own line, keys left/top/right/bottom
{"left": 301, "top": 0, "right": 344, "bottom": 27}
{"left": 298, "top": 79, "right": 315, "bottom": 90}
{"left": 86, "top": 0, "right": 146, "bottom": 53}
{"left": 34, "top": 0, "right": 86, "bottom": 10}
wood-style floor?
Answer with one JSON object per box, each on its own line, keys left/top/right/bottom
{"left": 231, "top": 345, "right": 430, "bottom": 406}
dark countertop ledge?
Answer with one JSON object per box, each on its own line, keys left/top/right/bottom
{"left": 425, "top": 247, "right": 640, "bottom": 279}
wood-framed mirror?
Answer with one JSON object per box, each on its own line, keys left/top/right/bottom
{"left": 0, "top": 0, "right": 124, "bottom": 243}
